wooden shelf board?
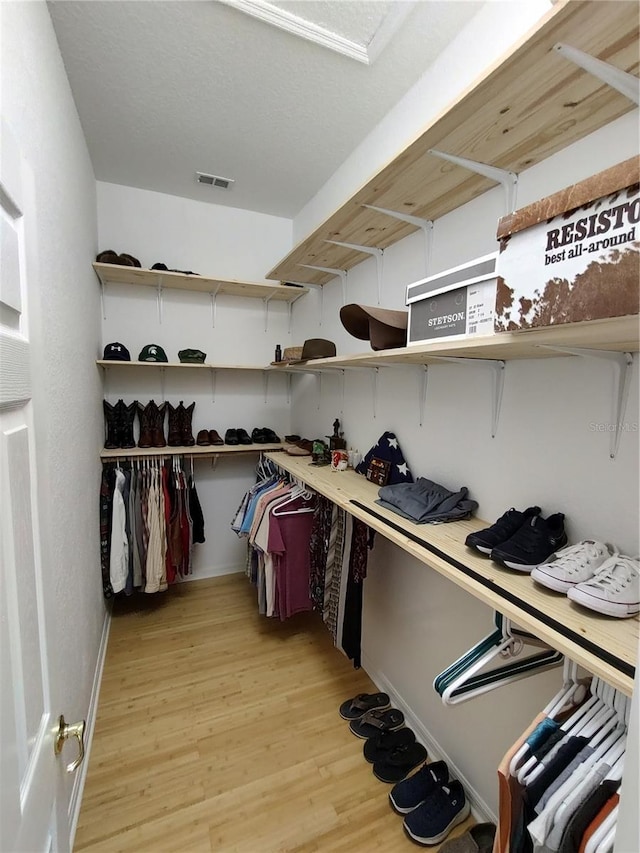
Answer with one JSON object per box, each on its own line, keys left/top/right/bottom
{"left": 93, "top": 263, "right": 308, "bottom": 302}
{"left": 100, "top": 443, "right": 284, "bottom": 460}
{"left": 292, "top": 315, "right": 639, "bottom": 370}
{"left": 97, "top": 360, "right": 273, "bottom": 371}
{"left": 266, "top": 0, "right": 639, "bottom": 285}
{"left": 267, "top": 452, "right": 638, "bottom": 695}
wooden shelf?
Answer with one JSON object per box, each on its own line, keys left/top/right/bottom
{"left": 97, "top": 360, "right": 280, "bottom": 372}
{"left": 100, "top": 443, "right": 284, "bottom": 460}
{"left": 266, "top": 0, "right": 639, "bottom": 286}
{"left": 283, "top": 315, "right": 639, "bottom": 370}
{"left": 93, "top": 262, "right": 308, "bottom": 302}
{"left": 266, "top": 452, "right": 638, "bottom": 696}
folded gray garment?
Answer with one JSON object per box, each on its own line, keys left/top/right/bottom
{"left": 376, "top": 477, "right": 478, "bottom": 524}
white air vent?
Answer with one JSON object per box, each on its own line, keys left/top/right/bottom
{"left": 196, "top": 171, "right": 235, "bottom": 189}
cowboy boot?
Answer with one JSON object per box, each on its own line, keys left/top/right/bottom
{"left": 179, "top": 401, "right": 196, "bottom": 447}
{"left": 137, "top": 401, "right": 153, "bottom": 448}
{"left": 149, "top": 401, "right": 166, "bottom": 448}
{"left": 118, "top": 400, "right": 137, "bottom": 449}
{"left": 103, "top": 400, "right": 119, "bottom": 449}
{"left": 167, "top": 402, "right": 183, "bottom": 447}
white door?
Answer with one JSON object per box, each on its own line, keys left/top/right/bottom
{"left": 0, "top": 120, "right": 80, "bottom": 852}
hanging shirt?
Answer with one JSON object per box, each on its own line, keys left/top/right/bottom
{"left": 267, "top": 496, "right": 315, "bottom": 620}
{"left": 109, "top": 469, "right": 129, "bottom": 594}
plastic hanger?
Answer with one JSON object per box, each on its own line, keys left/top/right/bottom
{"left": 585, "top": 805, "right": 618, "bottom": 853}
{"left": 434, "top": 612, "right": 506, "bottom": 695}
{"left": 271, "top": 483, "right": 315, "bottom": 516}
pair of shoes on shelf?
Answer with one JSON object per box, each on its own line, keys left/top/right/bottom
{"left": 196, "top": 429, "right": 224, "bottom": 447}
{"left": 285, "top": 439, "right": 314, "bottom": 456}
{"left": 167, "top": 401, "right": 196, "bottom": 447}
{"left": 103, "top": 399, "right": 137, "bottom": 449}
{"left": 225, "top": 428, "right": 252, "bottom": 446}
{"left": 251, "top": 427, "right": 281, "bottom": 444}
{"left": 389, "top": 761, "right": 477, "bottom": 847}
{"left": 531, "top": 543, "right": 639, "bottom": 618}
{"left": 465, "top": 506, "right": 567, "bottom": 572}
{"left": 284, "top": 434, "right": 301, "bottom": 443}
{"left": 138, "top": 400, "right": 166, "bottom": 448}
{"left": 96, "top": 250, "right": 141, "bottom": 267}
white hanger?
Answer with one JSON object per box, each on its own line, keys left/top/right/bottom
{"left": 271, "top": 483, "right": 315, "bottom": 516}
{"left": 585, "top": 805, "right": 618, "bottom": 853}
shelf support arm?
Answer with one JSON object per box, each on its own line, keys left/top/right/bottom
{"left": 156, "top": 278, "right": 164, "bottom": 325}
{"left": 362, "top": 204, "right": 434, "bottom": 276}
{"left": 210, "top": 285, "right": 221, "bottom": 328}
{"left": 325, "top": 241, "right": 384, "bottom": 304}
{"left": 263, "top": 292, "right": 276, "bottom": 332}
{"left": 419, "top": 365, "right": 429, "bottom": 427}
{"left": 553, "top": 43, "right": 640, "bottom": 105}
{"left": 287, "top": 290, "right": 306, "bottom": 334}
{"left": 299, "top": 265, "right": 348, "bottom": 305}
{"left": 159, "top": 366, "right": 166, "bottom": 402}
{"left": 372, "top": 367, "right": 379, "bottom": 419}
{"left": 430, "top": 357, "right": 505, "bottom": 437}
{"left": 537, "top": 347, "right": 634, "bottom": 459}
{"left": 286, "top": 372, "right": 292, "bottom": 405}
{"left": 263, "top": 371, "right": 269, "bottom": 404}
{"left": 341, "top": 369, "right": 345, "bottom": 416}
{"left": 428, "top": 149, "right": 518, "bottom": 214}
{"left": 211, "top": 368, "right": 217, "bottom": 403}
{"left": 317, "top": 372, "right": 322, "bottom": 411}
{"left": 100, "top": 281, "right": 107, "bottom": 321}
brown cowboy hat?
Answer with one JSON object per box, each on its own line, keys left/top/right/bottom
{"left": 340, "top": 304, "right": 408, "bottom": 351}
{"left": 288, "top": 339, "right": 336, "bottom": 363}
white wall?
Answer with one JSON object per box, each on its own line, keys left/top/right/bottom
{"left": 1, "top": 0, "right": 105, "bottom": 840}
{"left": 290, "top": 110, "right": 640, "bottom": 818}
{"left": 97, "top": 184, "right": 294, "bottom": 576}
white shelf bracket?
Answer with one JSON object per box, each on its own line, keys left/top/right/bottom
{"left": 156, "top": 279, "right": 164, "bottom": 325}
{"left": 317, "top": 372, "right": 322, "bottom": 411}
{"left": 553, "top": 43, "right": 640, "bottom": 105}
{"left": 159, "top": 366, "right": 166, "bottom": 403}
{"left": 210, "top": 285, "right": 221, "bottom": 328}
{"left": 419, "top": 365, "right": 429, "bottom": 427}
{"left": 287, "top": 291, "right": 305, "bottom": 334}
{"left": 372, "top": 367, "right": 380, "bottom": 419}
{"left": 428, "top": 149, "right": 518, "bottom": 214}
{"left": 210, "top": 456, "right": 220, "bottom": 472}
{"left": 431, "top": 357, "right": 505, "bottom": 437}
{"left": 325, "top": 241, "right": 384, "bottom": 304}
{"left": 299, "top": 264, "right": 348, "bottom": 305}
{"left": 100, "top": 281, "right": 107, "bottom": 320}
{"left": 102, "top": 365, "right": 109, "bottom": 399}
{"left": 263, "top": 292, "right": 276, "bottom": 332}
{"left": 286, "top": 372, "right": 292, "bottom": 404}
{"left": 341, "top": 369, "right": 346, "bottom": 416}
{"left": 211, "top": 368, "right": 217, "bottom": 403}
{"left": 537, "top": 346, "right": 634, "bottom": 459}
{"left": 363, "top": 204, "right": 434, "bottom": 276}
{"left": 263, "top": 371, "right": 269, "bottom": 404}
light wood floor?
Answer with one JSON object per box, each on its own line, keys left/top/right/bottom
{"left": 75, "top": 574, "right": 474, "bottom": 852}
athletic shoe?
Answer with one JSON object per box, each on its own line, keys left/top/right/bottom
{"left": 403, "top": 780, "right": 470, "bottom": 846}
{"left": 531, "top": 540, "right": 617, "bottom": 593}
{"left": 491, "top": 513, "right": 567, "bottom": 572}
{"left": 567, "top": 555, "right": 640, "bottom": 618}
{"left": 465, "top": 506, "right": 541, "bottom": 555}
{"left": 389, "top": 760, "right": 449, "bottom": 814}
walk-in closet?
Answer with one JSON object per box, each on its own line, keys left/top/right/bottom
{"left": 1, "top": 1, "right": 638, "bottom": 852}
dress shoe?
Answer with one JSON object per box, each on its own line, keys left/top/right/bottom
{"left": 285, "top": 434, "right": 301, "bottom": 443}
{"left": 225, "top": 428, "right": 239, "bottom": 445}
{"left": 236, "top": 428, "right": 252, "bottom": 445}
{"left": 262, "top": 427, "right": 281, "bottom": 443}
{"left": 196, "top": 429, "right": 211, "bottom": 446}
{"left": 209, "top": 430, "right": 224, "bottom": 446}
{"left": 251, "top": 428, "right": 266, "bottom": 444}
{"left": 286, "top": 439, "right": 313, "bottom": 456}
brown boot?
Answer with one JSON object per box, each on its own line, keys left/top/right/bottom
{"left": 103, "top": 400, "right": 119, "bottom": 449}
{"left": 180, "top": 402, "right": 196, "bottom": 447}
{"left": 167, "top": 402, "right": 182, "bottom": 447}
{"left": 116, "top": 399, "right": 137, "bottom": 449}
{"left": 138, "top": 401, "right": 166, "bottom": 448}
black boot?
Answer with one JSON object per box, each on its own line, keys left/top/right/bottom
{"left": 117, "top": 400, "right": 137, "bottom": 449}
{"left": 103, "top": 400, "right": 119, "bottom": 449}
{"left": 138, "top": 401, "right": 166, "bottom": 448}
{"left": 180, "top": 401, "right": 196, "bottom": 447}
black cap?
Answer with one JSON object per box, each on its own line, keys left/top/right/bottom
{"left": 103, "top": 342, "right": 131, "bottom": 361}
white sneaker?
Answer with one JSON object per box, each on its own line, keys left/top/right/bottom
{"left": 567, "top": 555, "right": 640, "bottom": 618}
{"left": 531, "top": 540, "right": 617, "bottom": 593}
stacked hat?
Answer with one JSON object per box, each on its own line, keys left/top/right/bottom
{"left": 356, "top": 431, "right": 413, "bottom": 485}
{"left": 103, "top": 342, "right": 131, "bottom": 361}
{"left": 340, "top": 304, "right": 408, "bottom": 351}
{"left": 138, "top": 344, "right": 168, "bottom": 363}
{"left": 178, "top": 349, "right": 207, "bottom": 364}
{"left": 96, "top": 250, "right": 141, "bottom": 268}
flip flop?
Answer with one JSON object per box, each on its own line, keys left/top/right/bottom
{"left": 349, "top": 708, "right": 405, "bottom": 739}
{"left": 363, "top": 727, "right": 416, "bottom": 763}
{"left": 338, "top": 692, "right": 391, "bottom": 721}
{"left": 373, "top": 742, "right": 429, "bottom": 783}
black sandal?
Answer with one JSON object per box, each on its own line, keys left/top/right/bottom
{"left": 338, "top": 692, "right": 390, "bottom": 721}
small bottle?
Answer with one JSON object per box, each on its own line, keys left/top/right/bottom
{"left": 274, "top": 344, "right": 282, "bottom": 362}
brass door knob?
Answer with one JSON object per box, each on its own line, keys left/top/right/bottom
{"left": 54, "top": 715, "right": 86, "bottom": 773}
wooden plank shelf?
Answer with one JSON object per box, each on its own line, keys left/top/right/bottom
{"left": 266, "top": 0, "right": 639, "bottom": 286}
{"left": 266, "top": 451, "right": 638, "bottom": 696}
{"left": 93, "top": 262, "right": 308, "bottom": 302}
{"left": 100, "top": 443, "right": 285, "bottom": 460}
{"left": 282, "top": 315, "right": 639, "bottom": 370}
{"left": 97, "top": 360, "right": 280, "bottom": 372}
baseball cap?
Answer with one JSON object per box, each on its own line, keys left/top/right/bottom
{"left": 103, "top": 342, "right": 131, "bottom": 361}
{"left": 138, "top": 344, "right": 168, "bottom": 363}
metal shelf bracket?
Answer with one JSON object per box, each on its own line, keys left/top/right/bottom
{"left": 326, "top": 240, "right": 384, "bottom": 304}
{"left": 159, "top": 366, "right": 166, "bottom": 402}
{"left": 430, "top": 357, "right": 505, "bottom": 437}
{"left": 299, "top": 264, "right": 348, "bottom": 305}
{"left": 287, "top": 290, "right": 306, "bottom": 333}
{"left": 263, "top": 371, "right": 269, "bottom": 403}
{"left": 211, "top": 368, "right": 217, "bottom": 403}
{"left": 100, "top": 281, "right": 107, "bottom": 321}
{"left": 428, "top": 149, "right": 518, "bottom": 214}
{"left": 263, "top": 291, "right": 276, "bottom": 332}
{"left": 363, "top": 204, "right": 434, "bottom": 276}
{"left": 553, "top": 43, "right": 640, "bottom": 105}
{"left": 210, "top": 285, "right": 221, "bottom": 328}
{"left": 419, "top": 365, "right": 429, "bottom": 427}
{"left": 537, "top": 346, "right": 634, "bottom": 459}
{"left": 156, "top": 278, "right": 164, "bottom": 325}
{"left": 372, "top": 367, "right": 380, "bottom": 419}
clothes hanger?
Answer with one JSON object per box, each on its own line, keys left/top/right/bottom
{"left": 434, "top": 612, "right": 506, "bottom": 695}
{"left": 585, "top": 805, "right": 618, "bottom": 853}
{"left": 271, "top": 484, "right": 315, "bottom": 516}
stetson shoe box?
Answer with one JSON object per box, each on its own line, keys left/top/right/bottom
{"left": 495, "top": 158, "right": 639, "bottom": 332}
{"left": 406, "top": 252, "right": 498, "bottom": 344}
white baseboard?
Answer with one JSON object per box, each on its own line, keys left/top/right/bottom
{"left": 68, "top": 606, "right": 112, "bottom": 847}
{"left": 360, "top": 651, "right": 496, "bottom": 825}
{"left": 180, "top": 563, "right": 245, "bottom": 581}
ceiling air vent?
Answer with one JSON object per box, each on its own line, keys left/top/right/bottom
{"left": 196, "top": 171, "right": 235, "bottom": 189}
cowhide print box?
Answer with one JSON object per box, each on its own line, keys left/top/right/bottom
{"left": 495, "top": 157, "right": 639, "bottom": 333}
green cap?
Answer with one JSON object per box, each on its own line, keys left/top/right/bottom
{"left": 138, "top": 344, "right": 168, "bottom": 363}
{"left": 178, "top": 348, "right": 207, "bottom": 364}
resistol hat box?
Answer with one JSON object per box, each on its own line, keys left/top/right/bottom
{"left": 406, "top": 252, "right": 498, "bottom": 345}
{"left": 494, "top": 157, "right": 639, "bottom": 332}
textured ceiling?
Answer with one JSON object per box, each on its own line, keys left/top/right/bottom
{"left": 48, "top": 0, "right": 484, "bottom": 218}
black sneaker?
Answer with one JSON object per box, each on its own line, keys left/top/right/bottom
{"left": 491, "top": 513, "right": 568, "bottom": 573}
{"left": 465, "top": 506, "right": 541, "bottom": 555}
{"left": 389, "top": 760, "right": 449, "bottom": 814}
{"left": 403, "top": 780, "right": 470, "bottom": 846}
